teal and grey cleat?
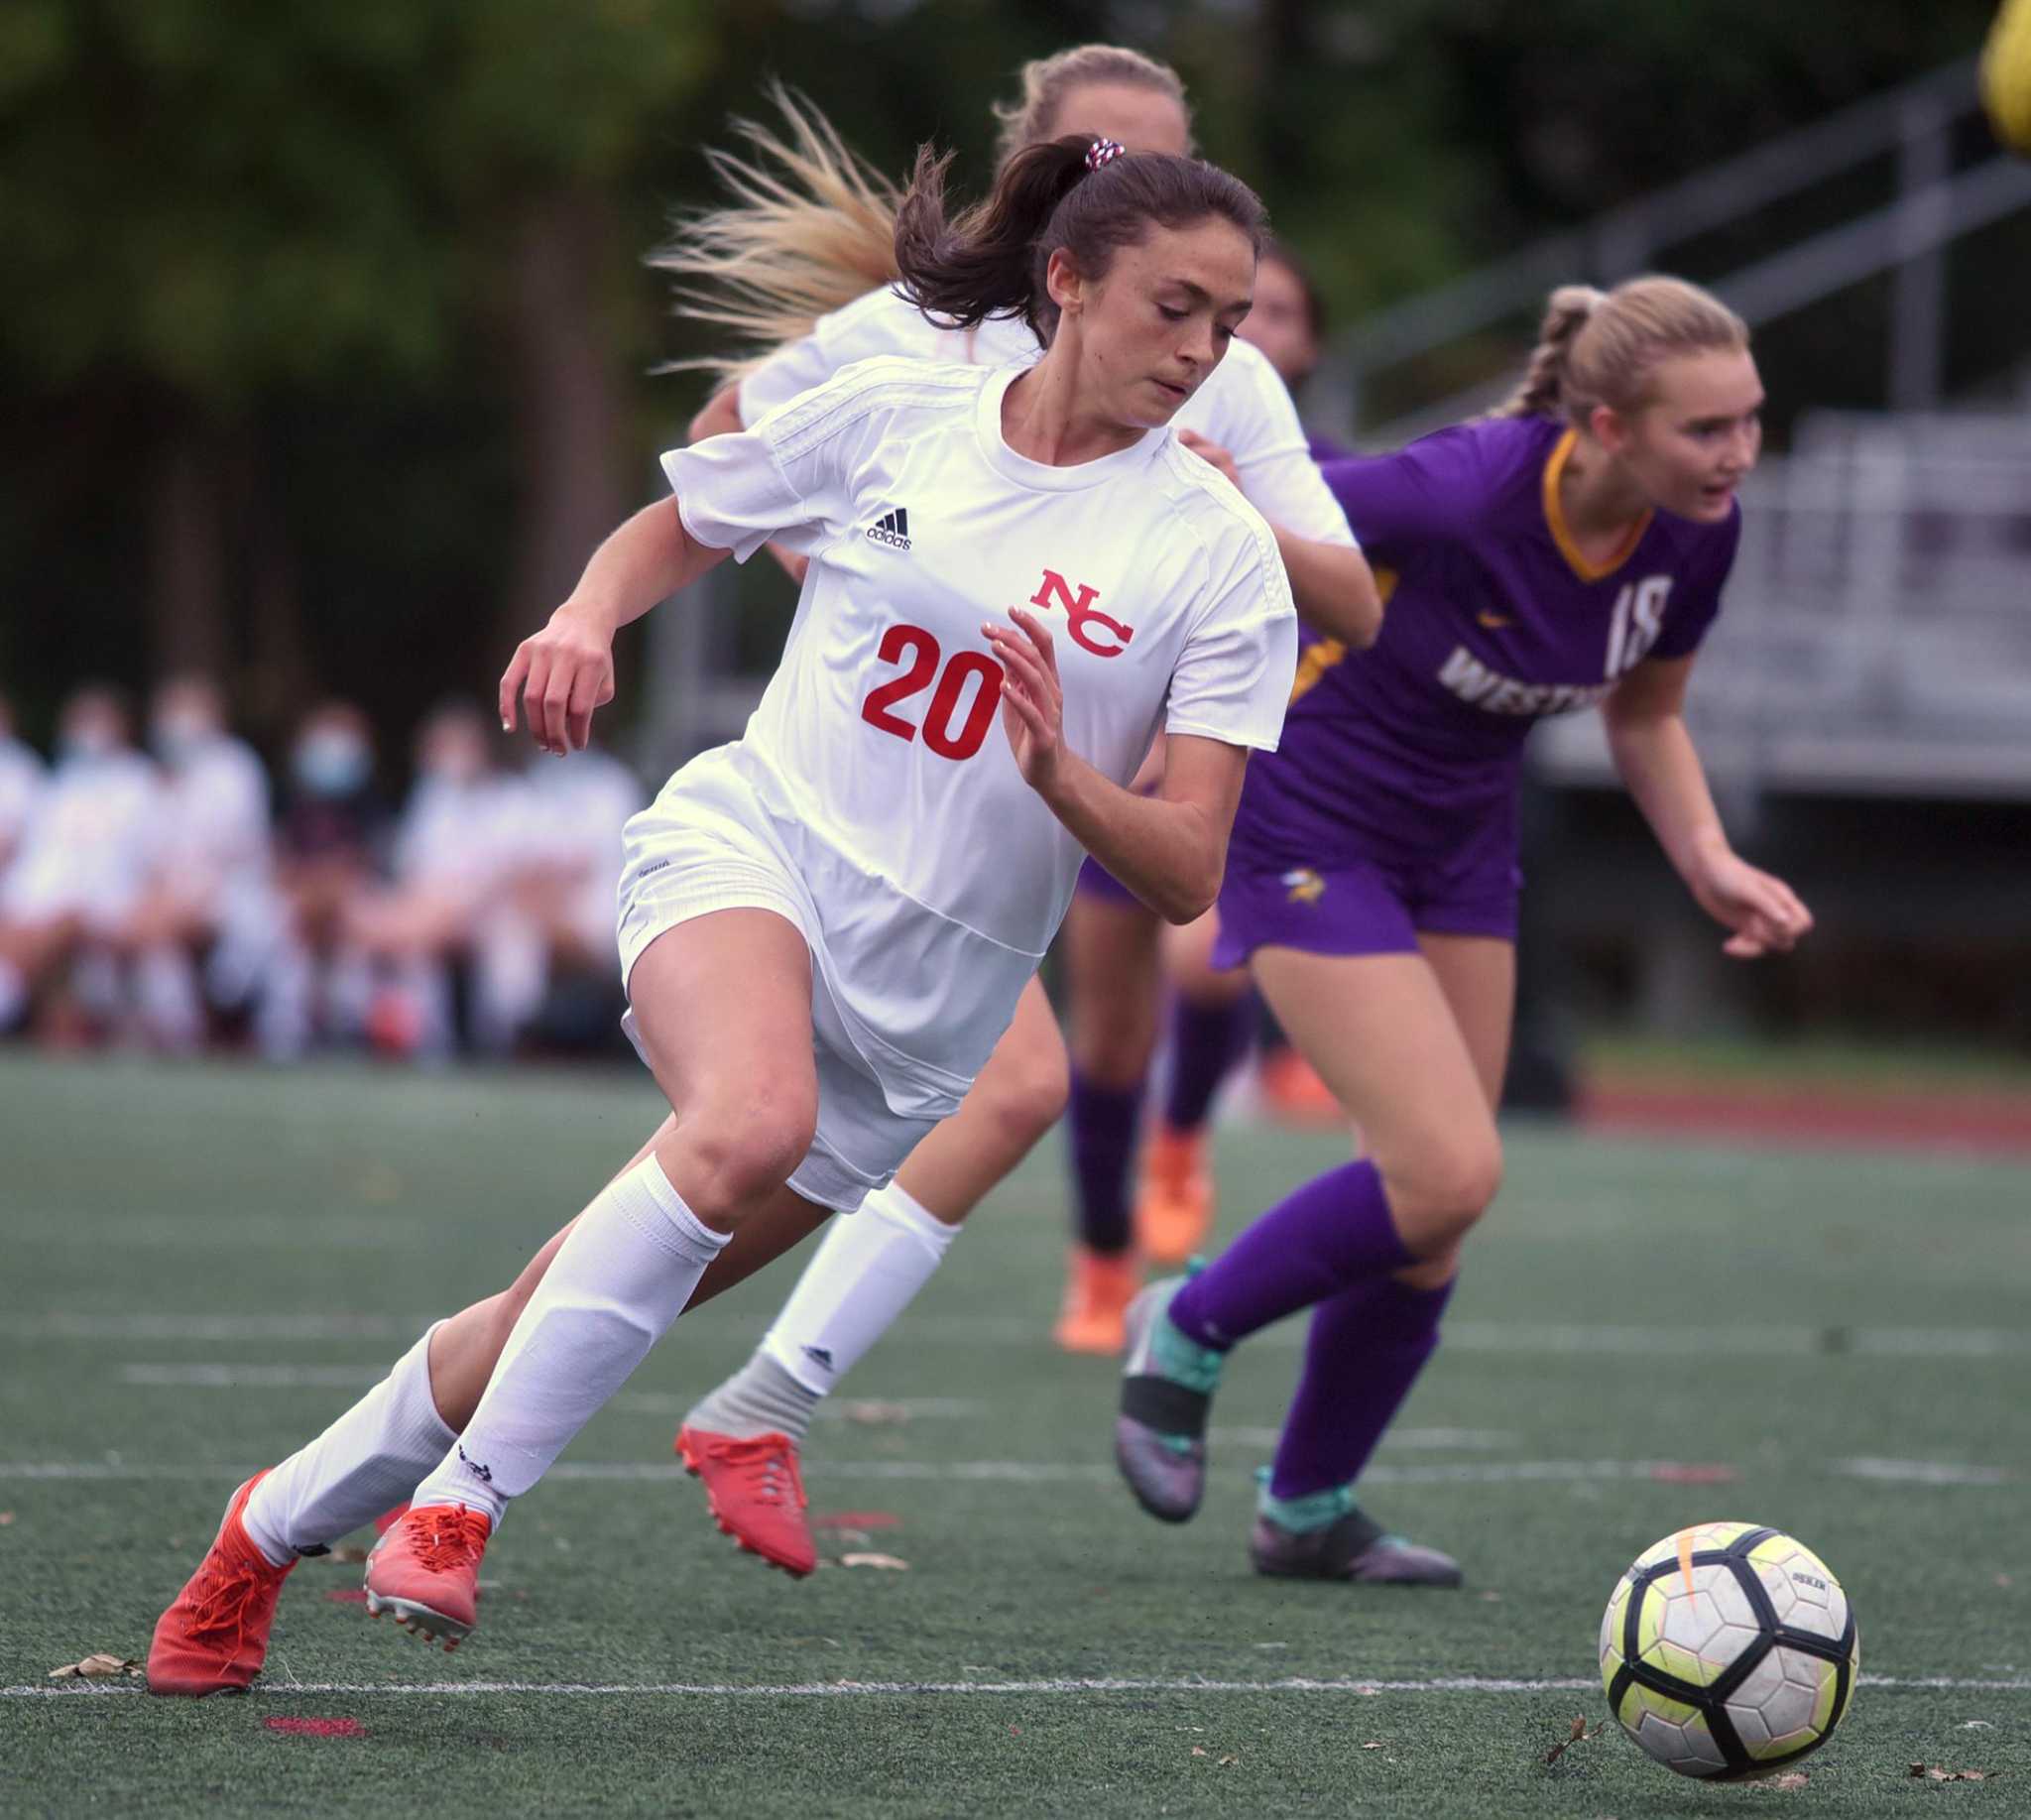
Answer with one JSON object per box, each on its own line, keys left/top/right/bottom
{"left": 1114, "top": 1277, "right": 1226, "bottom": 1522}
{"left": 1248, "top": 1475, "right": 1463, "bottom": 1586}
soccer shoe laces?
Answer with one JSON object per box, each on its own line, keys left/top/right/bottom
{"left": 182, "top": 1551, "right": 279, "bottom": 1650}
{"left": 708, "top": 1434, "right": 807, "bottom": 1511}
{"left": 406, "top": 1507, "right": 492, "bottom": 1574}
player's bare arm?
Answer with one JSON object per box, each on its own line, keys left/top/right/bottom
{"left": 1603, "top": 652, "right": 1812, "bottom": 958}
{"left": 987, "top": 607, "right": 1242, "bottom": 923}
{"left": 500, "top": 499, "right": 731, "bottom": 756}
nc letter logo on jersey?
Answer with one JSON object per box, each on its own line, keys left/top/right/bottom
{"left": 1029, "top": 568, "right": 1134, "bottom": 659}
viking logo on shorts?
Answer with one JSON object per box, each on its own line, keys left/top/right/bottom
{"left": 1282, "top": 867, "right": 1327, "bottom": 906}
{"left": 866, "top": 507, "right": 911, "bottom": 550}
{"left": 1029, "top": 568, "right": 1134, "bottom": 659}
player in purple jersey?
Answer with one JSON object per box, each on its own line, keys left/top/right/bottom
{"left": 1116, "top": 276, "right": 1814, "bottom": 1586}
{"left": 1064, "top": 239, "right": 1345, "bottom": 1317}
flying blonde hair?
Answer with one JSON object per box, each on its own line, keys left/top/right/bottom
{"left": 655, "top": 52, "right": 1192, "bottom": 383}
{"left": 1496, "top": 276, "right": 1749, "bottom": 422}
{"left": 651, "top": 81, "right": 904, "bottom": 383}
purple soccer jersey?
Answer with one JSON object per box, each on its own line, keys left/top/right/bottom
{"left": 1215, "top": 413, "right": 1740, "bottom": 959}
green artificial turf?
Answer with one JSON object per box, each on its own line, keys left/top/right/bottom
{"left": 2, "top": 1053, "right": 2026, "bottom": 1816}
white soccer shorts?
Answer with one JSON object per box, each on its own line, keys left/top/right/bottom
{"left": 614, "top": 749, "right": 943, "bottom": 1215}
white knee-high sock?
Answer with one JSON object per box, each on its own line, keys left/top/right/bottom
{"left": 760, "top": 1181, "right": 959, "bottom": 1397}
{"left": 411, "top": 1155, "right": 727, "bottom": 1525}
{"left": 241, "top": 1321, "right": 456, "bottom": 1568}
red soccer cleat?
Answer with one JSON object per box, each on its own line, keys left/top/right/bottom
{"left": 676, "top": 1425, "right": 816, "bottom": 1578}
{"left": 147, "top": 1473, "right": 296, "bottom": 1697}
{"left": 1134, "top": 1126, "right": 1215, "bottom": 1267}
{"left": 1052, "top": 1246, "right": 1140, "bottom": 1355}
{"left": 362, "top": 1504, "right": 491, "bottom": 1649}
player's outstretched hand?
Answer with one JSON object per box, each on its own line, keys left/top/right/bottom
{"left": 983, "top": 606, "right": 1064, "bottom": 791}
{"left": 501, "top": 607, "right": 617, "bottom": 757}
{"left": 1178, "top": 428, "right": 1242, "bottom": 493}
{"left": 1691, "top": 851, "right": 1814, "bottom": 959}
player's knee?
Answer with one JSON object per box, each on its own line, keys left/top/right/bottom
{"left": 982, "top": 1044, "right": 1070, "bottom": 1154}
{"left": 668, "top": 1092, "right": 816, "bottom": 1222}
{"left": 1388, "top": 1131, "right": 1503, "bottom": 1252}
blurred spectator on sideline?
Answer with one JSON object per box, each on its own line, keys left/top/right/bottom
{"left": 112, "top": 674, "right": 272, "bottom": 1052}
{"left": 347, "top": 700, "right": 529, "bottom": 1059}
{"left": 0, "top": 685, "right": 159, "bottom": 1038}
{"left": 479, "top": 743, "right": 644, "bottom": 1053}
{"left": 256, "top": 701, "right": 388, "bottom": 1058}
{"left": 0, "top": 693, "right": 46, "bottom": 881}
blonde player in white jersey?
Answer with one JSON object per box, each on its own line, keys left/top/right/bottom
{"left": 147, "top": 128, "right": 1297, "bottom": 1686}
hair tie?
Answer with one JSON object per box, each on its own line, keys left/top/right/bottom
{"left": 1085, "top": 138, "right": 1126, "bottom": 172}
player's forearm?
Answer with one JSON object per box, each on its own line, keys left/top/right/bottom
{"left": 1273, "top": 532, "right": 1382, "bottom": 648}
{"left": 560, "top": 499, "right": 725, "bottom": 636}
{"left": 1605, "top": 710, "right": 1732, "bottom": 886}
{"left": 1036, "top": 754, "right": 1227, "bottom": 924}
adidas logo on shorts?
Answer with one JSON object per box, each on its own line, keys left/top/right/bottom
{"left": 865, "top": 507, "right": 911, "bottom": 550}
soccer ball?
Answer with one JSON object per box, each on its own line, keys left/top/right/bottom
{"left": 1598, "top": 1520, "right": 1858, "bottom": 1779}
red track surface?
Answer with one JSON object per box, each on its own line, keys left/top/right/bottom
{"left": 1578, "top": 1078, "right": 2031, "bottom": 1155}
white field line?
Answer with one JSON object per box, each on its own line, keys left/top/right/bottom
{"left": 8, "top": 1672, "right": 2029, "bottom": 1702}
{"left": 1833, "top": 1456, "right": 2017, "bottom": 1487}
{"left": 0, "top": 1457, "right": 2014, "bottom": 1487}
{"left": 9, "top": 1312, "right": 2029, "bottom": 1357}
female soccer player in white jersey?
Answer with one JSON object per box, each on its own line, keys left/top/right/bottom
{"left": 656, "top": 46, "right": 1374, "bottom": 1530}
{"left": 146, "top": 130, "right": 1297, "bottom": 1687}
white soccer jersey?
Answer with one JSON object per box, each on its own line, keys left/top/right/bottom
{"left": 0, "top": 751, "right": 159, "bottom": 923}
{"left": 737, "top": 285, "right": 1356, "bottom": 549}
{"left": 394, "top": 773, "right": 530, "bottom": 902}
{"left": 662, "top": 355, "right": 1296, "bottom": 1090}
{"left": 153, "top": 736, "right": 272, "bottom": 907}
{"left": 0, "top": 736, "right": 44, "bottom": 862}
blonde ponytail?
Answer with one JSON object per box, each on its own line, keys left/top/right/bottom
{"left": 650, "top": 83, "right": 902, "bottom": 382}
{"left": 1495, "top": 286, "right": 1606, "bottom": 418}
{"left": 1497, "top": 275, "right": 1748, "bottom": 422}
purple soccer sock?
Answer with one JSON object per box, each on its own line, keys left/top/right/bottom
{"left": 1267, "top": 1273, "right": 1456, "bottom": 1500}
{"left": 1066, "top": 1069, "right": 1144, "bottom": 1256}
{"left": 1167, "top": 1157, "right": 1413, "bottom": 1349}
{"left": 1161, "top": 994, "right": 1253, "bottom": 1134}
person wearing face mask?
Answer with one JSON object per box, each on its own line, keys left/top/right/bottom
{"left": 345, "top": 701, "right": 530, "bottom": 1059}
{"left": 0, "top": 693, "right": 45, "bottom": 890}
{"left": 111, "top": 674, "right": 272, "bottom": 1052}
{"left": 253, "top": 702, "right": 387, "bottom": 1059}
{"left": 1115, "top": 278, "right": 1811, "bottom": 1590}
{"left": 0, "top": 684, "right": 159, "bottom": 1037}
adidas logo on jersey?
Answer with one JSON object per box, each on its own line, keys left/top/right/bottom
{"left": 866, "top": 507, "right": 911, "bottom": 550}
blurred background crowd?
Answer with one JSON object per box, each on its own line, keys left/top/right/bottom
{"left": 5, "top": 0, "right": 2029, "bottom": 1076}
{"left": 0, "top": 679, "right": 640, "bottom": 1059}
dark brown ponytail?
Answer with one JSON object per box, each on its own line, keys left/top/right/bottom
{"left": 893, "top": 135, "right": 1267, "bottom": 346}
